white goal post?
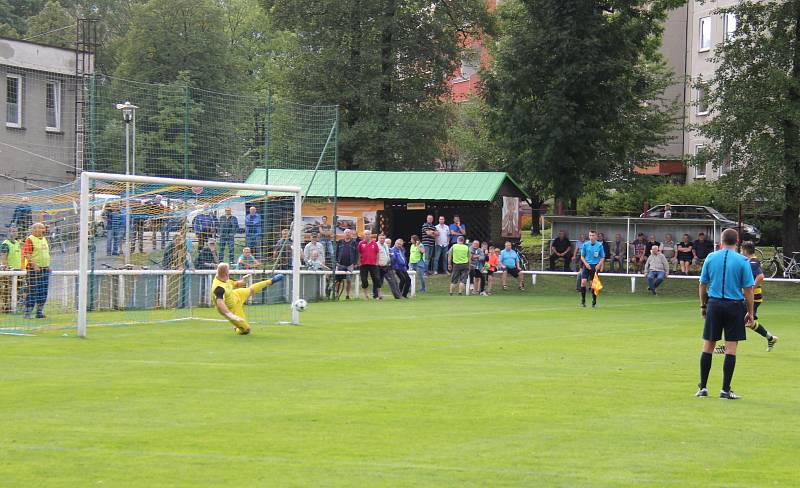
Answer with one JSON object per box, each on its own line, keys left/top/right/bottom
{"left": 77, "top": 171, "right": 303, "bottom": 337}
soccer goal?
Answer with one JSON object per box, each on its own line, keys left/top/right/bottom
{"left": 72, "top": 171, "right": 303, "bottom": 337}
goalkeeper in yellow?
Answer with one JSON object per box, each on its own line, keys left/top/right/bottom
{"left": 211, "top": 262, "right": 284, "bottom": 335}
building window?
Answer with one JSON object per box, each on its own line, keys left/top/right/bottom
{"left": 720, "top": 156, "right": 731, "bottom": 176}
{"left": 46, "top": 81, "right": 61, "bottom": 132}
{"left": 6, "top": 74, "right": 22, "bottom": 128}
{"left": 696, "top": 85, "right": 709, "bottom": 115}
{"left": 695, "top": 145, "right": 707, "bottom": 178}
{"left": 699, "top": 16, "right": 712, "bottom": 51}
{"left": 458, "top": 48, "right": 480, "bottom": 81}
{"left": 724, "top": 13, "right": 737, "bottom": 43}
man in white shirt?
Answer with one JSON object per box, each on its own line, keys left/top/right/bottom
{"left": 432, "top": 216, "right": 451, "bottom": 274}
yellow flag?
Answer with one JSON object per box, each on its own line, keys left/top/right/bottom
{"left": 591, "top": 273, "right": 603, "bottom": 295}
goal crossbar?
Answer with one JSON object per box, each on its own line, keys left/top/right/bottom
{"left": 77, "top": 171, "right": 303, "bottom": 337}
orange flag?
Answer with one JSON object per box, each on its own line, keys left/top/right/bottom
{"left": 591, "top": 273, "right": 603, "bottom": 295}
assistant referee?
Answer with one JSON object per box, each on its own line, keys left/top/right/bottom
{"left": 696, "top": 228, "right": 755, "bottom": 400}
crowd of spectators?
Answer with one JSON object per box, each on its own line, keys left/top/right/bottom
{"left": 548, "top": 229, "right": 718, "bottom": 296}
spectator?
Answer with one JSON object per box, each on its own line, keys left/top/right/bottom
{"left": 318, "top": 215, "right": 334, "bottom": 267}
{"left": 379, "top": 237, "right": 402, "bottom": 299}
{"left": 129, "top": 203, "right": 149, "bottom": 254}
{"left": 479, "top": 241, "right": 490, "bottom": 294}
{"left": 306, "top": 249, "right": 329, "bottom": 271}
{"left": 409, "top": 234, "right": 427, "bottom": 293}
{"left": 303, "top": 233, "right": 326, "bottom": 267}
{"left": 433, "top": 216, "right": 450, "bottom": 274}
{"left": 217, "top": 207, "right": 239, "bottom": 264}
{"left": 486, "top": 245, "right": 499, "bottom": 294}
{"left": 449, "top": 215, "right": 466, "bottom": 245}
{"left": 420, "top": 215, "right": 436, "bottom": 274}
{"left": 469, "top": 239, "right": 486, "bottom": 296}
{"left": 448, "top": 235, "right": 470, "bottom": 295}
{"left": 193, "top": 211, "right": 214, "bottom": 251}
{"left": 663, "top": 203, "right": 673, "bottom": 218}
{"left": 391, "top": 238, "right": 411, "bottom": 298}
{"left": 105, "top": 204, "right": 124, "bottom": 256}
{"left": 195, "top": 238, "right": 220, "bottom": 269}
{"left": 677, "top": 234, "right": 694, "bottom": 275}
{"left": 549, "top": 230, "right": 572, "bottom": 272}
{"left": 660, "top": 233, "right": 677, "bottom": 272}
{"left": 245, "top": 206, "right": 262, "bottom": 257}
{"left": 500, "top": 241, "right": 525, "bottom": 291}
{"left": 272, "top": 228, "right": 293, "bottom": 270}
{"left": 693, "top": 232, "right": 711, "bottom": 268}
{"left": 237, "top": 247, "right": 261, "bottom": 270}
{"left": 644, "top": 234, "right": 660, "bottom": 258}
{"left": 21, "top": 223, "right": 50, "bottom": 319}
{"left": 357, "top": 231, "right": 381, "bottom": 299}
{"left": 598, "top": 232, "right": 611, "bottom": 263}
{"left": 0, "top": 226, "right": 22, "bottom": 313}
{"left": 572, "top": 233, "right": 586, "bottom": 272}
{"left": 335, "top": 229, "right": 358, "bottom": 300}
{"left": 630, "top": 233, "right": 648, "bottom": 272}
{"left": 644, "top": 245, "right": 670, "bottom": 295}
{"left": 609, "top": 233, "right": 626, "bottom": 273}
{"left": 162, "top": 224, "right": 193, "bottom": 271}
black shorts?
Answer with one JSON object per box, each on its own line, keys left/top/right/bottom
{"left": 580, "top": 265, "right": 597, "bottom": 280}
{"left": 678, "top": 252, "right": 693, "bottom": 263}
{"left": 703, "top": 298, "right": 747, "bottom": 342}
{"left": 505, "top": 267, "right": 519, "bottom": 278}
{"left": 469, "top": 268, "right": 483, "bottom": 280}
{"left": 336, "top": 264, "right": 353, "bottom": 281}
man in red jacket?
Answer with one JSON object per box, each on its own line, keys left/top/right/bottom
{"left": 357, "top": 231, "right": 380, "bottom": 299}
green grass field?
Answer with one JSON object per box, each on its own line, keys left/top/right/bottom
{"left": 1, "top": 276, "right": 797, "bottom": 487}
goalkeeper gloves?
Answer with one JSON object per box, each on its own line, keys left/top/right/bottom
{"left": 225, "top": 312, "right": 243, "bottom": 323}
{"left": 272, "top": 273, "right": 285, "bottom": 283}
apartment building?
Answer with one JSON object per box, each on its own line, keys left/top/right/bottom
{"left": 0, "top": 37, "right": 93, "bottom": 195}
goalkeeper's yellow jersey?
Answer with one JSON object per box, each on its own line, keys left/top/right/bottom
{"left": 211, "top": 276, "right": 243, "bottom": 310}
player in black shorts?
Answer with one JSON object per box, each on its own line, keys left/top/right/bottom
{"left": 715, "top": 241, "right": 778, "bottom": 353}
{"left": 696, "top": 229, "right": 755, "bottom": 400}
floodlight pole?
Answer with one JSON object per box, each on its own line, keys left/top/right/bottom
{"left": 116, "top": 101, "right": 138, "bottom": 265}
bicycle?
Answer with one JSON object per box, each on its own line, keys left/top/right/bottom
{"left": 510, "top": 242, "right": 529, "bottom": 271}
{"left": 762, "top": 247, "right": 800, "bottom": 279}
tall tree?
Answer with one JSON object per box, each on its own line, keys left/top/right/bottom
{"left": 25, "top": 0, "right": 75, "bottom": 48}
{"left": 115, "top": 0, "right": 236, "bottom": 91}
{"left": 483, "top": 0, "right": 681, "bottom": 211}
{"left": 262, "top": 0, "right": 492, "bottom": 170}
{"left": 694, "top": 1, "right": 800, "bottom": 253}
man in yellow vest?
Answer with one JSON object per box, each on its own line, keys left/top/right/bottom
{"left": 211, "top": 262, "right": 284, "bottom": 335}
{"left": 21, "top": 222, "right": 50, "bottom": 319}
{"left": 0, "top": 226, "right": 23, "bottom": 313}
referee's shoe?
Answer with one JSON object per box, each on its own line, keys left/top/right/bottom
{"left": 719, "top": 390, "right": 741, "bottom": 400}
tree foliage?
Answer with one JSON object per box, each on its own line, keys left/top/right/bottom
{"left": 25, "top": 0, "right": 75, "bottom": 48}
{"left": 693, "top": 0, "right": 800, "bottom": 253}
{"left": 483, "top": 0, "right": 681, "bottom": 210}
{"left": 262, "top": 0, "right": 492, "bottom": 170}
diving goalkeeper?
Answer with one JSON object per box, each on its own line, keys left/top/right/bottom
{"left": 212, "top": 262, "right": 284, "bottom": 335}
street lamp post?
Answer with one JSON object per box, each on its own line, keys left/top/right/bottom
{"left": 115, "top": 101, "right": 138, "bottom": 265}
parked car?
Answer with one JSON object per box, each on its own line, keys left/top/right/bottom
{"left": 641, "top": 204, "right": 761, "bottom": 242}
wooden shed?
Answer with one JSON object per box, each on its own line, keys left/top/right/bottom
{"left": 245, "top": 169, "right": 529, "bottom": 246}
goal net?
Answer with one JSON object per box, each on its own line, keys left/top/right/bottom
{"left": 0, "top": 172, "right": 303, "bottom": 336}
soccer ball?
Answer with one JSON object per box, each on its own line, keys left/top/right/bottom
{"left": 293, "top": 299, "right": 308, "bottom": 312}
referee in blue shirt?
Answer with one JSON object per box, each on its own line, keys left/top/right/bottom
{"left": 579, "top": 230, "right": 605, "bottom": 308}
{"left": 696, "top": 229, "right": 755, "bottom": 400}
